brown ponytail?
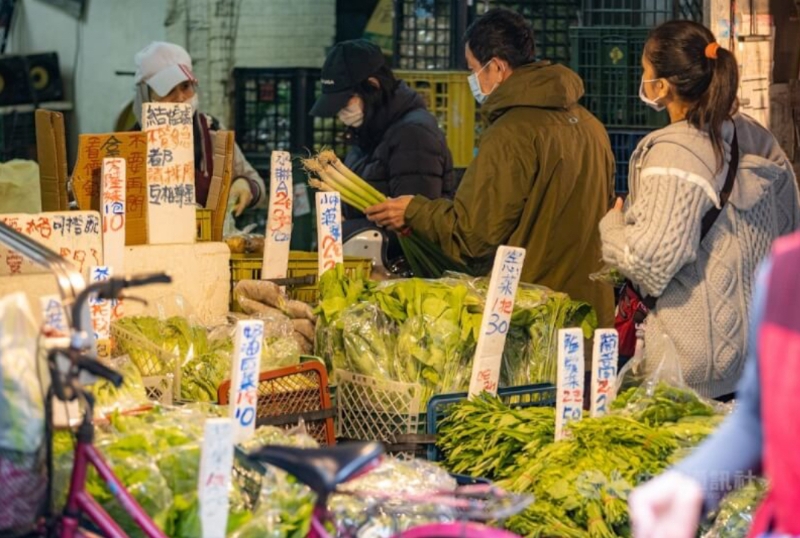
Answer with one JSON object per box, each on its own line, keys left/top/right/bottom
{"left": 645, "top": 21, "right": 740, "bottom": 172}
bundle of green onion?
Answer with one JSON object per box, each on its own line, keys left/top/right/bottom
{"left": 303, "top": 150, "right": 467, "bottom": 278}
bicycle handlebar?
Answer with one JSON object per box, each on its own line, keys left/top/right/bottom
{"left": 76, "top": 356, "right": 124, "bottom": 387}
{"left": 71, "top": 272, "right": 172, "bottom": 333}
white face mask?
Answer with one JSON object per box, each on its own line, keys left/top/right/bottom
{"left": 338, "top": 101, "right": 364, "bottom": 128}
{"left": 639, "top": 78, "right": 665, "bottom": 112}
{"left": 468, "top": 60, "right": 499, "bottom": 105}
{"left": 186, "top": 93, "right": 200, "bottom": 114}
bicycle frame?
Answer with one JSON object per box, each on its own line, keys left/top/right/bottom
{"left": 59, "top": 398, "right": 167, "bottom": 538}
{"left": 301, "top": 484, "right": 529, "bottom": 538}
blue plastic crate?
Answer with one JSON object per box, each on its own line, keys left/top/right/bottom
{"left": 426, "top": 383, "right": 556, "bottom": 462}
{"left": 608, "top": 129, "right": 650, "bottom": 194}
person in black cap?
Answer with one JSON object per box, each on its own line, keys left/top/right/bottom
{"left": 310, "top": 39, "right": 456, "bottom": 264}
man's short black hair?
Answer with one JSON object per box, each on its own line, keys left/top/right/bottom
{"left": 464, "top": 8, "right": 535, "bottom": 68}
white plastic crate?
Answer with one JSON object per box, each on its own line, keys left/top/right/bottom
{"left": 334, "top": 370, "right": 422, "bottom": 456}
{"left": 142, "top": 376, "right": 174, "bottom": 406}
{"left": 111, "top": 323, "right": 182, "bottom": 403}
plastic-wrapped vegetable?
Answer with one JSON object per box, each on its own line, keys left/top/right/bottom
{"left": 702, "top": 480, "right": 768, "bottom": 538}
{"left": 91, "top": 356, "right": 150, "bottom": 415}
{"left": 52, "top": 407, "right": 235, "bottom": 537}
{"left": 251, "top": 313, "right": 302, "bottom": 371}
{"left": 340, "top": 303, "right": 397, "bottom": 381}
{"left": 233, "top": 425, "right": 320, "bottom": 538}
{"left": 113, "top": 316, "right": 233, "bottom": 401}
{"left": 329, "top": 458, "right": 458, "bottom": 537}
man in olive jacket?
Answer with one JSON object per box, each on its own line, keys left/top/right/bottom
{"left": 366, "top": 8, "right": 615, "bottom": 329}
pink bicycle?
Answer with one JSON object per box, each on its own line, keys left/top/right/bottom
{"left": 244, "top": 442, "right": 532, "bottom": 537}
{"left": 42, "top": 275, "right": 530, "bottom": 538}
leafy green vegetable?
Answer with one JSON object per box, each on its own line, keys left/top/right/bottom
{"left": 701, "top": 480, "right": 768, "bottom": 538}
{"left": 612, "top": 383, "right": 715, "bottom": 426}
{"left": 436, "top": 386, "right": 725, "bottom": 537}
{"left": 315, "top": 269, "right": 597, "bottom": 405}
{"left": 113, "top": 316, "right": 303, "bottom": 402}
{"left": 52, "top": 407, "right": 258, "bottom": 537}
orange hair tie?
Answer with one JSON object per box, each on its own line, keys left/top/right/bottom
{"left": 705, "top": 42, "right": 721, "bottom": 60}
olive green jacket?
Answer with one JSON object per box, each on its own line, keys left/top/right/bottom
{"left": 406, "top": 61, "right": 615, "bottom": 327}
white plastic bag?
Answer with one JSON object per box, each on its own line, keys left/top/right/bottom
{"left": 0, "top": 292, "right": 44, "bottom": 454}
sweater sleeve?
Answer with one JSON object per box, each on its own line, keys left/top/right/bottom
{"left": 673, "top": 259, "right": 768, "bottom": 513}
{"left": 598, "top": 160, "right": 718, "bottom": 297}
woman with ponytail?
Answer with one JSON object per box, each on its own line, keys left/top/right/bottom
{"left": 599, "top": 21, "right": 800, "bottom": 399}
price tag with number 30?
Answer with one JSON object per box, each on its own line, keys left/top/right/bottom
{"left": 468, "top": 246, "right": 526, "bottom": 397}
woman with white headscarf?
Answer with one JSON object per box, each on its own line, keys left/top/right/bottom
{"left": 132, "top": 41, "right": 267, "bottom": 215}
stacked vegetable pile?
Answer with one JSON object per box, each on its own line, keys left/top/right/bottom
{"left": 436, "top": 384, "right": 728, "bottom": 537}
{"left": 232, "top": 279, "right": 317, "bottom": 356}
{"left": 112, "top": 313, "right": 307, "bottom": 402}
{"left": 315, "top": 265, "right": 596, "bottom": 403}
{"left": 52, "top": 407, "right": 320, "bottom": 538}
{"left": 113, "top": 316, "right": 233, "bottom": 401}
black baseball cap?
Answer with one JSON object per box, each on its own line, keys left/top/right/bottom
{"left": 310, "top": 39, "right": 386, "bottom": 117}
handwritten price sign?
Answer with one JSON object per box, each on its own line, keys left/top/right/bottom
{"left": 556, "top": 328, "right": 585, "bottom": 441}
{"left": 101, "top": 157, "right": 126, "bottom": 272}
{"left": 40, "top": 295, "right": 69, "bottom": 338}
{"left": 591, "top": 329, "right": 618, "bottom": 418}
{"left": 262, "top": 151, "right": 294, "bottom": 280}
{"left": 0, "top": 211, "right": 103, "bottom": 277}
{"left": 198, "top": 418, "right": 234, "bottom": 538}
{"left": 468, "top": 246, "right": 526, "bottom": 397}
{"left": 229, "top": 320, "right": 264, "bottom": 443}
{"left": 73, "top": 132, "right": 149, "bottom": 245}
{"left": 143, "top": 103, "right": 196, "bottom": 245}
{"left": 89, "top": 266, "right": 112, "bottom": 360}
{"left": 316, "top": 192, "right": 343, "bottom": 276}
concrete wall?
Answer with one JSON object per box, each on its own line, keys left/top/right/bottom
{"left": 165, "top": 0, "right": 336, "bottom": 125}
{"left": 7, "top": 0, "right": 169, "bottom": 160}
{"left": 7, "top": 0, "right": 336, "bottom": 156}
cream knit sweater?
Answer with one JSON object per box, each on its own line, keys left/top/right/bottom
{"left": 600, "top": 114, "right": 800, "bottom": 398}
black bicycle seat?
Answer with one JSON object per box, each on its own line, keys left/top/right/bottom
{"left": 249, "top": 441, "right": 384, "bottom": 499}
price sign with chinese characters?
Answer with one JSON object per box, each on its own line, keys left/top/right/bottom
{"left": 0, "top": 211, "right": 103, "bottom": 277}
{"left": 101, "top": 157, "right": 126, "bottom": 272}
{"left": 143, "top": 103, "right": 196, "bottom": 245}
{"left": 40, "top": 295, "right": 69, "bottom": 338}
{"left": 72, "top": 132, "right": 149, "bottom": 245}
{"left": 198, "top": 418, "right": 234, "bottom": 538}
{"left": 315, "top": 192, "right": 343, "bottom": 276}
{"left": 590, "top": 329, "right": 619, "bottom": 418}
{"left": 89, "top": 266, "right": 113, "bottom": 360}
{"left": 468, "top": 246, "right": 526, "bottom": 397}
{"left": 262, "top": 151, "right": 294, "bottom": 280}
{"left": 556, "top": 328, "right": 585, "bottom": 441}
{"left": 229, "top": 320, "right": 264, "bottom": 443}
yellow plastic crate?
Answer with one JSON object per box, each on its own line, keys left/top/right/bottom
{"left": 196, "top": 208, "right": 212, "bottom": 242}
{"left": 230, "top": 251, "right": 373, "bottom": 305}
{"left": 395, "top": 70, "right": 476, "bottom": 168}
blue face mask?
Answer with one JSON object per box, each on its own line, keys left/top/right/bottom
{"left": 468, "top": 60, "right": 498, "bottom": 104}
